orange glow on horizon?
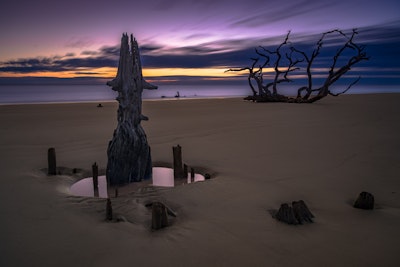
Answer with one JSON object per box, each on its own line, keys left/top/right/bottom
{"left": 143, "top": 68, "right": 250, "bottom": 77}
{"left": 0, "top": 67, "right": 252, "bottom": 79}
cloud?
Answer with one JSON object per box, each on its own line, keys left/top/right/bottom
{"left": 74, "top": 71, "right": 102, "bottom": 75}
{"left": 65, "top": 37, "right": 94, "bottom": 48}
{"left": 230, "top": 0, "right": 332, "bottom": 28}
{"left": 81, "top": 50, "right": 99, "bottom": 56}
{"left": 1, "top": 22, "right": 399, "bottom": 86}
{"left": 0, "top": 53, "right": 118, "bottom": 74}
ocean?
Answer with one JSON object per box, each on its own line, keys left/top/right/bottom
{"left": 0, "top": 84, "right": 399, "bottom": 104}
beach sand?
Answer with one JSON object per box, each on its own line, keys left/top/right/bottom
{"left": 0, "top": 94, "right": 399, "bottom": 266}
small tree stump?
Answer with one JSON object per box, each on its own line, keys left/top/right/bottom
{"left": 354, "top": 191, "right": 374, "bottom": 210}
{"left": 106, "top": 198, "right": 113, "bottom": 221}
{"left": 275, "top": 203, "right": 298, "bottom": 225}
{"left": 292, "top": 200, "right": 314, "bottom": 223}
{"left": 47, "top": 147, "right": 57, "bottom": 175}
{"left": 274, "top": 200, "right": 314, "bottom": 225}
{"left": 92, "top": 162, "right": 99, "bottom": 197}
{"left": 152, "top": 202, "right": 168, "bottom": 230}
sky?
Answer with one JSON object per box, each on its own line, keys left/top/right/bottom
{"left": 0, "top": 0, "right": 399, "bottom": 86}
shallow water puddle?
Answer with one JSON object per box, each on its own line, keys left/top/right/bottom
{"left": 70, "top": 175, "right": 109, "bottom": 198}
{"left": 70, "top": 167, "right": 205, "bottom": 198}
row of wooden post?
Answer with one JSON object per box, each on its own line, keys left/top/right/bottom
{"left": 173, "top": 144, "right": 209, "bottom": 182}
{"left": 48, "top": 146, "right": 205, "bottom": 228}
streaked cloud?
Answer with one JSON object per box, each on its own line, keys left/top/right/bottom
{"left": 0, "top": 23, "right": 399, "bottom": 86}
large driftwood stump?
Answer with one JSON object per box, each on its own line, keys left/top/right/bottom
{"left": 354, "top": 191, "right": 374, "bottom": 210}
{"left": 106, "top": 33, "right": 157, "bottom": 186}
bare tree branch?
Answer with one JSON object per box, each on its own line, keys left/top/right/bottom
{"left": 328, "top": 77, "right": 361, "bottom": 96}
{"left": 232, "top": 29, "right": 368, "bottom": 103}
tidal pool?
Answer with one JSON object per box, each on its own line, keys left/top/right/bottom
{"left": 70, "top": 167, "right": 205, "bottom": 198}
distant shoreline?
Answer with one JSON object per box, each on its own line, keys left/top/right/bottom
{"left": 0, "top": 84, "right": 399, "bottom": 105}
{"left": 1, "top": 91, "right": 400, "bottom": 106}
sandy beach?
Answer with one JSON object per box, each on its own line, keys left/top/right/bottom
{"left": 1, "top": 94, "right": 399, "bottom": 266}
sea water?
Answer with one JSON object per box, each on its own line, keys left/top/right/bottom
{"left": 0, "top": 84, "right": 248, "bottom": 104}
{"left": 0, "top": 84, "right": 398, "bottom": 104}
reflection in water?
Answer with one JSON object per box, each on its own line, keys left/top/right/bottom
{"left": 70, "top": 175, "right": 108, "bottom": 198}
{"left": 152, "top": 167, "right": 205, "bottom": 187}
{"left": 70, "top": 167, "right": 205, "bottom": 198}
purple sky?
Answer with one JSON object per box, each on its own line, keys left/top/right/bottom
{"left": 0, "top": 0, "right": 399, "bottom": 85}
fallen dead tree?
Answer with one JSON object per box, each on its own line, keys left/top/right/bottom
{"left": 227, "top": 29, "right": 369, "bottom": 103}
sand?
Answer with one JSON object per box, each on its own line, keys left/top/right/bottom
{"left": 0, "top": 94, "right": 399, "bottom": 266}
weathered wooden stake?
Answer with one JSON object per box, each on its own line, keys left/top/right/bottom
{"left": 152, "top": 202, "right": 169, "bottom": 230}
{"left": 92, "top": 162, "right": 99, "bottom": 197}
{"left": 190, "top": 168, "right": 195, "bottom": 182}
{"left": 106, "top": 198, "right": 113, "bottom": 221}
{"left": 184, "top": 164, "right": 188, "bottom": 178}
{"left": 115, "top": 187, "right": 119, "bottom": 198}
{"left": 47, "top": 147, "right": 57, "bottom": 175}
{"left": 173, "top": 145, "right": 184, "bottom": 179}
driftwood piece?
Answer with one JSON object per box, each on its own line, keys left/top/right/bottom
{"left": 152, "top": 202, "right": 169, "bottom": 230}
{"left": 173, "top": 145, "right": 184, "bottom": 179}
{"left": 106, "top": 33, "right": 157, "bottom": 186}
{"left": 354, "top": 191, "right": 374, "bottom": 210}
{"left": 106, "top": 198, "right": 113, "bottom": 221}
{"left": 47, "top": 147, "right": 57, "bottom": 175}
{"left": 274, "top": 200, "right": 314, "bottom": 225}
{"left": 92, "top": 162, "right": 99, "bottom": 197}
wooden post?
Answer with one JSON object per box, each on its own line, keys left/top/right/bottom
{"left": 115, "top": 187, "right": 119, "bottom": 198}
{"left": 173, "top": 145, "right": 184, "bottom": 179}
{"left": 184, "top": 164, "right": 188, "bottom": 178}
{"left": 152, "top": 202, "right": 168, "bottom": 230}
{"left": 190, "top": 168, "right": 195, "bottom": 183}
{"left": 92, "top": 162, "right": 99, "bottom": 197}
{"left": 47, "top": 147, "right": 57, "bottom": 175}
{"left": 106, "top": 198, "right": 113, "bottom": 221}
